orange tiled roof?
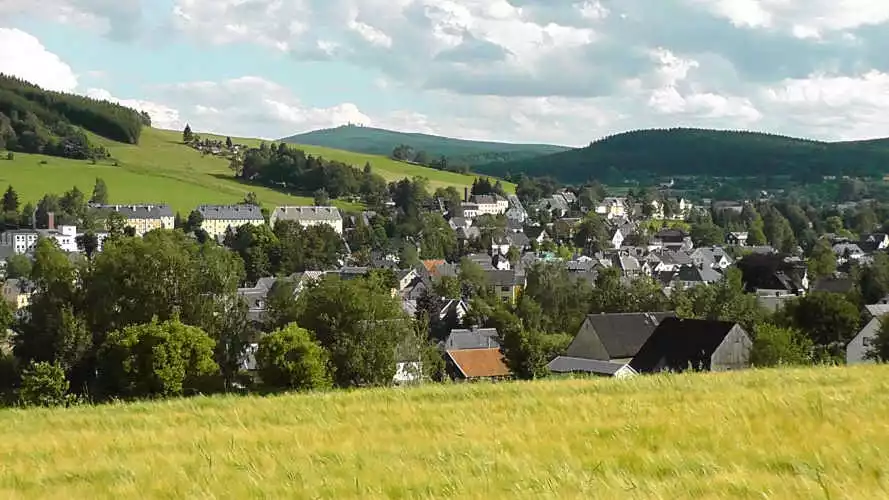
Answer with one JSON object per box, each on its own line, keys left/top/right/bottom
{"left": 447, "top": 348, "right": 511, "bottom": 379}
{"left": 422, "top": 259, "right": 446, "bottom": 275}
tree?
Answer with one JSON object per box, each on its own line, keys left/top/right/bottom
{"left": 18, "top": 202, "right": 34, "bottom": 228}
{"left": 297, "top": 276, "right": 409, "bottom": 388}
{"left": 98, "top": 318, "right": 218, "bottom": 399}
{"left": 182, "top": 124, "right": 194, "bottom": 143}
{"left": 76, "top": 231, "right": 99, "bottom": 259}
{"left": 2, "top": 185, "right": 18, "bottom": 213}
{"left": 185, "top": 210, "right": 204, "bottom": 234}
{"left": 19, "top": 361, "right": 69, "bottom": 407}
{"left": 779, "top": 291, "right": 860, "bottom": 361}
{"left": 573, "top": 213, "right": 610, "bottom": 252}
{"left": 264, "top": 280, "right": 301, "bottom": 331}
{"left": 419, "top": 213, "right": 457, "bottom": 260}
{"left": 243, "top": 191, "right": 259, "bottom": 206}
{"left": 399, "top": 243, "right": 420, "bottom": 268}
{"left": 671, "top": 268, "right": 765, "bottom": 332}
{"left": 313, "top": 188, "right": 330, "bottom": 206}
{"left": 690, "top": 222, "right": 724, "bottom": 247}
{"left": 750, "top": 323, "right": 813, "bottom": 367}
{"left": 256, "top": 323, "right": 331, "bottom": 391}
{"left": 90, "top": 178, "right": 108, "bottom": 205}
{"left": 5, "top": 254, "right": 31, "bottom": 279}
{"left": 807, "top": 239, "right": 836, "bottom": 279}
{"left": 413, "top": 150, "right": 430, "bottom": 165}
{"left": 225, "top": 136, "right": 233, "bottom": 149}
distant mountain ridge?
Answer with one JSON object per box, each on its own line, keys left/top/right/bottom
{"left": 473, "top": 128, "right": 889, "bottom": 184}
{"left": 280, "top": 125, "right": 571, "bottom": 167}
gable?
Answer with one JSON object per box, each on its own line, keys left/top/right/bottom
{"left": 567, "top": 312, "right": 674, "bottom": 361}
{"left": 630, "top": 318, "right": 743, "bottom": 373}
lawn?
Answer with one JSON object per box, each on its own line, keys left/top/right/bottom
{"left": 1, "top": 365, "right": 887, "bottom": 498}
{"left": 0, "top": 126, "right": 505, "bottom": 214}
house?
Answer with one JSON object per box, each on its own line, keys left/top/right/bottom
{"left": 726, "top": 232, "right": 749, "bottom": 246}
{"left": 505, "top": 195, "right": 528, "bottom": 222}
{"left": 269, "top": 206, "right": 343, "bottom": 234}
{"left": 93, "top": 204, "right": 175, "bottom": 236}
{"left": 595, "top": 197, "right": 627, "bottom": 220}
{"left": 460, "top": 203, "right": 480, "bottom": 219}
{"left": 690, "top": 247, "right": 733, "bottom": 270}
{"left": 832, "top": 243, "right": 865, "bottom": 264}
{"left": 652, "top": 228, "right": 693, "bottom": 251}
{"left": 448, "top": 217, "right": 472, "bottom": 231}
{"left": 2, "top": 278, "right": 34, "bottom": 312}
{"left": 443, "top": 328, "right": 500, "bottom": 350}
{"left": 848, "top": 315, "right": 883, "bottom": 365}
{"left": 652, "top": 250, "right": 693, "bottom": 273}
{"left": 394, "top": 335, "right": 423, "bottom": 385}
{"left": 237, "top": 276, "right": 280, "bottom": 324}
{"left": 861, "top": 233, "right": 889, "bottom": 252}
{"left": 438, "top": 299, "right": 469, "bottom": 322}
{"left": 674, "top": 264, "right": 724, "bottom": 287}
{"left": 556, "top": 312, "right": 675, "bottom": 364}
{"left": 546, "top": 357, "right": 637, "bottom": 378}
{"left": 486, "top": 269, "right": 525, "bottom": 304}
{"left": 470, "top": 194, "right": 509, "bottom": 216}
{"left": 812, "top": 277, "right": 855, "bottom": 294}
{"left": 629, "top": 318, "right": 752, "bottom": 373}
{"left": 197, "top": 204, "right": 265, "bottom": 238}
{"left": 445, "top": 348, "right": 510, "bottom": 381}
{"left": 737, "top": 254, "right": 809, "bottom": 295}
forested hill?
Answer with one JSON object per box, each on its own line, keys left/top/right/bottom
{"left": 0, "top": 75, "right": 148, "bottom": 159}
{"left": 474, "top": 128, "right": 889, "bottom": 184}
{"left": 281, "top": 125, "right": 570, "bottom": 166}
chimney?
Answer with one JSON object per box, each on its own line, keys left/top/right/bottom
{"left": 464, "top": 187, "right": 469, "bottom": 202}
{"left": 47, "top": 212, "right": 55, "bottom": 230}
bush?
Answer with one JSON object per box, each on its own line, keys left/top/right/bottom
{"left": 256, "top": 323, "right": 330, "bottom": 391}
{"left": 19, "top": 361, "right": 69, "bottom": 407}
{"left": 98, "top": 318, "right": 219, "bottom": 399}
{"left": 750, "top": 323, "right": 813, "bottom": 367}
{"left": 5, "top": 152, "right": 12, "bottom": 161}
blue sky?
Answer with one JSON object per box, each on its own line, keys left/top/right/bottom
{"left": 2, "top": 0, "right": 889, "bottom": 146}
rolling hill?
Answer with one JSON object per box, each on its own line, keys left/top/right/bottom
{"left": 475, "top": 128, "right": 889, "bottom": 184}
{"left": 0, "top": 127, "right": 504, "bottom": 213}
{"left": 0, "top": 365, "right": 887, "bottom": 498}
{"left": 281, "top": 124, "right": 571, "bottom": 166}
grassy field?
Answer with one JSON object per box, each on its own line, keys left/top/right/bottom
{"left": 1, "top": 365, "right": 887, "bottom": 499}
{"left": 199, "top": 131, "right": 515, "bottom": 193}
{"left": 0, "top": 128, "right": 504, "bottom": 213}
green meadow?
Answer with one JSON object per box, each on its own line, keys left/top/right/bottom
{"left": 0, "top": 127, "right": 506, "bottom": 213}
{"left": 0, "top": 365, "right": 886, "bottom": 499}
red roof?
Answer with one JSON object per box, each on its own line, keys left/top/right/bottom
{"left": 422, "top": 259, "right": 446, "bottom": 275}
{"left": 447, "top": 348, "right": 511, "bottom": 379}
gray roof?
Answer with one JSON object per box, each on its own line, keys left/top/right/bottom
{"left": 547, "top": 356, "right": 631, "bottom": 376}
{"left": 273, "top": 206, "right": 342, "bottom": 222}
{"left": 198, "top": 204, "right": 264, "bottom": 221}
{"left": 444, "top": 328, "right": 500, "bottom": 350}
{"left": 471, "top": 194, "right": 499, "bottom": 205}
{"left": 94, "top": 204, "right": 173, "bottom": 219}
{"left": 567, "top": 312, "right": 676, "bottom": 360}
{"left": 487, "top": 269, "right": 524, "bottom": 286}
{"left": 865, "top": 304, "right": 889, "bottom": 318}
{"left": 677, "top": 264, "right": 723, "bottom": 283}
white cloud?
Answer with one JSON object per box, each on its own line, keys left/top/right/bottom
{"left": 0, "top": 0, "right": 143, "bottom": 40}
{"left": 85, "top": 88, "right": 184, "bottom": 130}
{"left": 0, "top": 28, "right": 79, "bottom": 92}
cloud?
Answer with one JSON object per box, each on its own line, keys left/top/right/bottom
{"left": 0, "top": 28, "right": 79, "bottom": 92}
{"left": 0, "top": 0, "right": 144, "bottom": 40}
{"left": 85, "top": 88, "right": 184, "bottom": 130}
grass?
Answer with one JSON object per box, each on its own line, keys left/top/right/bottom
{"left": 0, "top": 127, "right": 506, "bottom": 214}
{"left": 198, "top": 131, "right": 515, "bottom": 193}
{"left": 1, "top": 365, "right": 888, "bottom": 498}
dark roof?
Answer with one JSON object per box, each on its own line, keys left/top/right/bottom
{"left": 812, "top": 277, "right": 855, "bottom": 294}
{"left": 93, "top": 203, "right": 173, "bottom": 218}
{"left": 444, "top": 328, "right": 500, "bottom": 350}
{"left": 566, "top": 312, "right": 676, "bottom": 360}
{"left": 197, "top": 204, "right": 264, "bottom": 221}
{"left": 446, "top": 348, "right": 510, "bottom": 378}
{"left": 547, "top": 356, "right": 632, "bottom": 376}
{"left": 629, "top": 318, "right": 746, "bottom": 373}
{"left": 487, "top": 269, "right": 524, "bottom": 287}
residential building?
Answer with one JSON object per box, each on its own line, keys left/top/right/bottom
{"left": 546, "top": 357, "right": 637, "bottom": 378}
{"left": 270, "top": 206, "right": 343, "bottom": 234}
{"left": 0, "top": 225, "right": 106, "bottom": 254}
{"left": 538, "top": 193, "right": 571, "bottom": 217}
{"left": 629, "top": 318, "right": 752, "bottom": 373}
{"left": 460, "top": 203, "right": 480, "bottom": 219}
{"left": 690, "top": 247, "right": 733, "bottom": 269}
{"left": 505, "top": 195, "right": 528, "bottom": 222}
{"left": 443, "top": 328, "right": 500, "bottom": 350}
{"left": 94, "top": 204, "right": 175, "bottom": 236}
{"left": 2, "top": 278, "right": 34, "bottom": 311}
{"left": 726, "top": 232, "right": 749, "bottom": 246}
{"left": 595, "top": 198, "right": 627, "bottom": 220}
{"left": 848, "top": 316, "right": 881, "bottom": 365}
{"left": 469, "top": 194, "right": 509, "bottom": 216}
{"left": 197, "top": 204, "right": 265, "bottom": 238}
{"left": 445, "top": 348, "right": 511, "bottom": 381}
{"left": 555, "top": 312, "right": 675, "bottom": 365}
{"left": 486, "top": 269, "right": 525, "bottom": 304}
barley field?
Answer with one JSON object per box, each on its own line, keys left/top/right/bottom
{"left": 0, "top": 365, "right": 886, "bottom": 499}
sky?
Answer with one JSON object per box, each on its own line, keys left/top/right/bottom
{"left": 1, "top": 0, "right": 889, "bottom": 147}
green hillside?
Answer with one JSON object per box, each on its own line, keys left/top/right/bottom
{"left": 475, "top": 128, "right": 889, "bottom": 184}
{"left": 281, "top": 124, "right": 570, "bottom": 166}
{"left": 0, "top": 365, "right": 887, "bottom": 498}
{"left": 0, "top": 127, "right": 504, "bottom": 213}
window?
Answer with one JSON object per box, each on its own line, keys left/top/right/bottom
{"left": 501, "top": 286, "right": 511, "bottom": 293}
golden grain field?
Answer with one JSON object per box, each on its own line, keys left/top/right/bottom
{"left": 0, "top": 365, "right": 887, "bottom": 499}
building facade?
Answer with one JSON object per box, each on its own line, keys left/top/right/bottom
{"left": 269, "top": 206, "right": 343, "bottom": 234}
{"left": 95, "top": 204, "right": 175, "bottom": 236}
{"left": 197, "top": 204, "right": 265, "bottom": 238}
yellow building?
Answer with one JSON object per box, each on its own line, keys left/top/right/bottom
{"left": 486, "top": 269, "right": 526, "bottom": 305}
{"left": 197, "top": 204, "right": 265, "bottom": 239}
{"left": 96, "top": 204, "right": 175, "bottom": 236}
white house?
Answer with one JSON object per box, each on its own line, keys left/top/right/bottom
{"left": 470, "top": 195, "right": 509, "bottom": 216}
{"left": 270, "top": 206, "right": 343, "bottom": 234}
{"left": 848, "top": 317, "right": 880, "bottom": 365}
{"left": 595, "top": 198, "right": 627, "bottom": 220}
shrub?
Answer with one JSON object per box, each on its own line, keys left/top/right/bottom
{"left": 256, "top": 323, "right": 330, "bottom": 391}
{"left": 19, "top": 361, "right": 69, "bottom": 407}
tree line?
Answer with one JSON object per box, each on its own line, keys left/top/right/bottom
{"left": 0, "top": 75, "right": 146, "bottom": 159}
